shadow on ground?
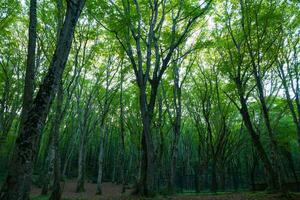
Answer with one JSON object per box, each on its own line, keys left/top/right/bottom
{"left": 31, "top": 180, "right": 300, "bottom": 200}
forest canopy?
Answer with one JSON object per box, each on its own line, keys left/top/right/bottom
{"left": 0, "top": 0, "right": 299, "bottom": 200}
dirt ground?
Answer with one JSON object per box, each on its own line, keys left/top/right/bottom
{"left": 31, "top": 180, "right": 300, "bottom": 200}
{"left": 31, "top": 181, "right": 132, "bottom": 199}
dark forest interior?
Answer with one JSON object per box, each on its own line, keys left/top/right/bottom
{"left": 0, "top": 0, "right": 300, "bottom": 200}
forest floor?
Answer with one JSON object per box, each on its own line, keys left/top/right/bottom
{"left": 31, "top": 180, "right": 300, "bottom": 200}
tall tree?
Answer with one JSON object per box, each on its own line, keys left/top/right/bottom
{"left": 277, "top": 29, "right": 300, "bottom": 145}
{"left": 49, "top": 0, "right": 64, "bottom": 199}
{"left": 162, "top": 50, "right": 192, "bottom": 193}
{"left": 240, "top": 0, "right": 283, "bottom": 188}
{"left": 96, "top": 0, "right": 211, "bottom": 195}
{"left": 0, "top": 0, "right": 86, "bottom": 199}
{"left": 96, "top": 55, "right": 119, "bottom": 194}
{"left": 213, "top": 0, "right": 281, "bottom": 190}
{"left": 18, "top": 0, "right": 37, "bottom": 132}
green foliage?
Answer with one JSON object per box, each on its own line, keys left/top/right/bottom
{"left": 0, "top": 0, "right": 300, "bottom": 197}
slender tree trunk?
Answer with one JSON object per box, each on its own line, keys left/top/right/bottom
{"left": 49, "top": 80, "right": 63, "bottom": 200}
{"left": 0, "top": 1, "right": 85, "bottom": 199}
{"left": 62, "top": 135, "right": 75, "bottom": 179}
{"left": 158, "top": 95, "right": 165, "bottom": 190}
{"left": 76, "top": 132, "right": 86, "bottom": 193}
{"left": 95, "top": 63, "right": 112, "bottom": 194}
{"left": 250, "top": 150, "right": 258, "bottom": 191}
{"left": 253, "top": 69, "right": 282, "bottom": 190}
{"left": 220, "top": 168, "right": 225, "bottom": 191}
{"left": 282, "top": 149, "right": 299, "bottom": 184}
{"left": 138, "top": 133, "right": 146, "bottom": 193}
{"left": 76, "top": 83, "right": 95, "bottom": 192}
{"left": 169, "top": 138, "right": 178, "bottom": 193}
{"left": 195, "top": 146, "right": 206, "bottom": 193}
{"left": 119, "top": 65, "right": 126, "bottom": 193}
{"left": 168, "top": 64, "right": 182, "bottom": 194}
{"left": 238, "top": 91, "right": 279, "bottom": 190}
{"left": 195, "top": 166, "right": 203, "bottom": 193}
{"left": 96, "top": 126, "right": 105, "bottom": 195}
{"left": 49, "top": 1, "right": 64, "bottom": 198}
{"left": 170, "top": 138, "right": 180, "bottom": 189}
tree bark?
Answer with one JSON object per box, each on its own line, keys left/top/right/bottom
{"left": 237, "top": 88, "right": 279, "bottom": 190}
{"left": 96, "top": 126, "right": 106, "bottom": 195}
{"left": 49, "top": 0, "right": 64, "bottom": 197}
{"left": 114, "top": 1, "right": 210, "bottom": 195}
{"left": 49, "top": 80, "right": 63, "bottom": 200}
{"left": 76, "top": 78, "right": 97, "bottom": 193}
{"left": 211, "top": 157, "right": 217, "bottom": 192}
{"left": 252, "top": 65, "right": 282, "bottom": 190}
{"left": 243, "top": 0, "right": 282, "bottom": 188}
{"left": 76, "top": 131, "right": 87, "bottom": 193}
{"left": 137, "top": 86, "right": 156, "bottom": 196}
{"left": 168, "top": 63, "right": 182, "bottom": 194}
{"left": 250, "top": 150, "right": 258, "bottom": 191}
{"left": 119, "top": 64, "right": 126, "bottom": 193}
{"left": 40, "top": 133, "right": 55, "bottom": 195}
{"left": 0, "top": 1, "right": 85, "bottom": 199}
{"left": 95, "top": 62, "right": 113, "bottom": 194}
{"left": 19, "top": 0, "right": 37, "bottom": 132}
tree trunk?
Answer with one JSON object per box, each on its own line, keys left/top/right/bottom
{"left": 169, "top": 140, "right": 178, "bottom": 193}
{"left": 157, "top": 95, "right": 165, "bottom": 191}
{"left": 119, "top": 65, "right": 126, "bottom": 193}
{"left": 19, "top": 0, "right": 37, "bottom": 132}
{"left": 40, "top": 135, "right": 55, "bottom": 195}
{"left": 238, "top": 91, "right": 279, "bottom": 190}
{"left": 168, "top": 64, "right": 182, "bottom": 194}
{"left": 211, "top": 158, "right": 217, "bottom": 193}
{"left": 49, "top": 1, "right": 64, "bottom": 198}
{"left": 250, "top": 150, "right": 258, "bottom": 191}
{"left": 0, "top": 1, "right": 85, "bottom": 199}
{"left": 195, "top": 164, "right": 205, "bottom": 193}
{"left": 195, "top": 172, "right": 200, "bottom": 193}
{"left": 219, "top": 166, "right": 225, "bottom": 191}
{"left": 138, "top": 127, "right": 155, "bottom": 196}
{"left": 62, "top": 136, "right": 75, "bottom": 179}
{"left": 283, "top": 149, "right": 299, "bottom": 185}
{"left": 49, "top": 79, "right": 63, "bottom": 200}
{"left": 76, "top": 82, "right": 96, "bottom": 192}
{"left": 96, "top": 126, "right": 105, "bottom": 195}
{"left": 136, "top": 85, "right": 156, "bottom": 196}
{"left": 76, "top": 132, "right": 86, "bottom": 193}
{"left": 253, "top": 68, "right": 282, "bottom": 190}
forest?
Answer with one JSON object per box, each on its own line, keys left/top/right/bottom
{"left": 0, "top": 0, "right": 299, "bottom": 200}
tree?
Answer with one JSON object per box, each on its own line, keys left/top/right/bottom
{"left": 212, "top": 0, "right": 284, "bottom": 190}
{"left": 162, "top": 50, "right": 193, "bottom": 193}
{"left": 94, "top": 0, "right": 212, "bottom": 195}
{"left": 0, "top": 0, "right": 85, "bottom": 199}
